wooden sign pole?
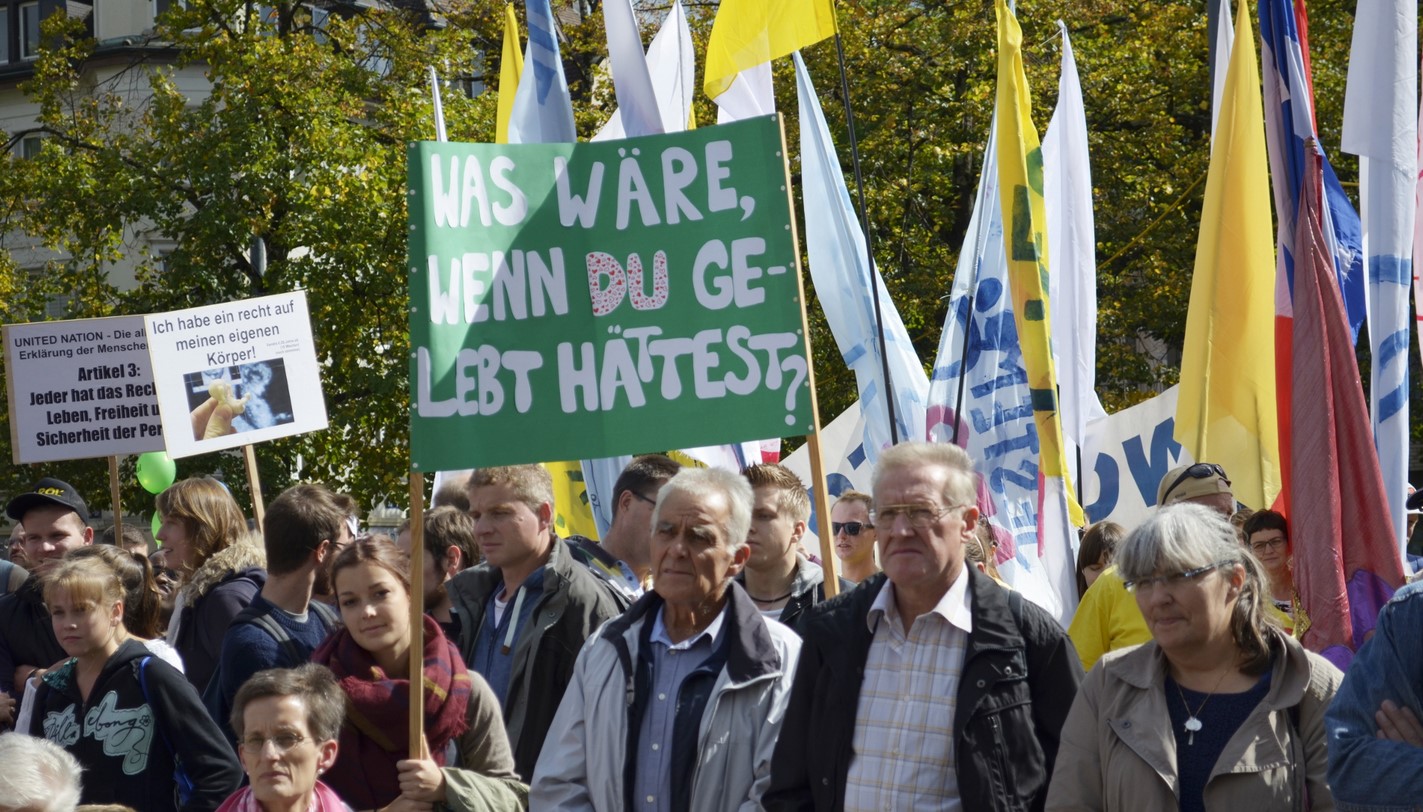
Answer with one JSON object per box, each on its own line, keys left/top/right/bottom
{"left": 242, "top": 445, "right": 265, "bottom": 527}
{"left": 108, "top": 456, "right": 123, "bottom": 539}
{"left": 778, "top": 115, "right": 840, "bottom": 599}
{"left": 408, "top": 472, "right": 426, "bottom": 758}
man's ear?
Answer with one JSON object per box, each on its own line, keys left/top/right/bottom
{"left": 82, "top": 526, "right": 95, "bottom": 545}
{"left": 443, "top": 544, "right": 462, "bottom": 575}
{"left": 791, "top": 519, "right": 807, "bottom": 544}
{"left": 536, "top": 501, "right": 554, "bottom": 534}
{"left": 727, "top": 543, "right": 752, "bottom": 578}
{"left": 313, "top": 538, "right": 333, "bottom": 565}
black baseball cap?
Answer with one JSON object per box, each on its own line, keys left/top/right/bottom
{"left": 6, "top": 477, "right": 89, "bottom": 523}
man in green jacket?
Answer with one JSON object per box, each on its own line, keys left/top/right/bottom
{"left": 448, "top": 464, "right": 627, "bottom": 780}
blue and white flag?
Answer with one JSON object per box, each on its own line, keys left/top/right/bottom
{"left": 1259, "top": 0, "right": 1366, "bottom": 340}
{"left": 1342, "top": 0, "right": 1417, "bottom": 553}
{"left": 795, "top": 53, "right": 927, "bottom": 462}
{"left": 926, "top": 120, "right": 1064, "bottom": 622}
{"left": 507, "top": 0, "right": 576, "bottom": 145}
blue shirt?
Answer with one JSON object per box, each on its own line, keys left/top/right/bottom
{"left": 471, "top": 568, "right": 546, "bottom": 707}
{"left": 632, "top": 606, "right": 727, "bottom": 811}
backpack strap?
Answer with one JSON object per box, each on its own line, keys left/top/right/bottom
{"left": 1007, "top": 587, "right": 1025, "bottom": 629}
{"left": 309, "top": 599, "right": 339, "bottom": 630}
{"left": 137, "top": 656, "right": 196, "bottom": 806}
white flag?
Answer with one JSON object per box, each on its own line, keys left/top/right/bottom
{"left": 796, "top": 53, "right": 927, "bottom": 461}
{"left": 716, "top": 62, "right": 774, "bottom": 123}
{"left": 1210, "top": 0, "right": 1235, "bottom": 145}
{"left": 1043, "top": 21, "right": 1105, "bottom": 448}
{"left": 1342, "top": 0, "right": 1417, "bottom": 551}
{"left": 601, "top": 0, "right": 662, "bottom": 138}
{"left": 595, "top": 0, "right": 696, "bottom": 141}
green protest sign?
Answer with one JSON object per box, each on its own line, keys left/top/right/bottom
{"left": 408, "top": 115, "right": 810, "bottom": 470}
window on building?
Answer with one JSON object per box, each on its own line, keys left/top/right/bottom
{"left": 1, "top": 12, "right": 10, "bottom": 63}
{"left": 20, "top": 1, "right": 40, "bottom": 60}
{"left": 19, "top": 134, "right": 43, "bottom": 159}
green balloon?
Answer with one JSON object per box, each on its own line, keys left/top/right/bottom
{"left": 152, "top": 512, "right": 163, "bottom": 541}
{"left": 136, "top": 451, "right": 177, "bottom": 495}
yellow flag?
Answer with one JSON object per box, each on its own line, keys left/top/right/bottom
{"left": 1174, "top": 5, "right": 1280, "bottom": 509}
{"left": 704, "top": 0, "right": 837, "bottom": 101}
{"left": 496, "top": 3, "right": 522, "bottom": 144}
{"left": 544, "top": 460, "right": 600, "bottom": 540}
{"left": 993, "top": 0, "right": 1083, "bottom": 525}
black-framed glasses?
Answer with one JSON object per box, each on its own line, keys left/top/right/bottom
{"left": 630, "top": 491, "right": 657, "bottom": 507}
{"left": 832, "top": 521, "right": 873, "bottom": 536}
{"left": 1123, "top": 560, "right": 1234, "bottom": 593}
{"left": 1160, "top": 463, "right": 1231, "bottom": 504}
{"left": 873, "top": 503, "right": 967, "bottom": 529}
{"left": 1249, "top": 537, "right": 1287, "bottom": 554}
{"left": 240, "top": 732, "right": 307, "bottom": 754}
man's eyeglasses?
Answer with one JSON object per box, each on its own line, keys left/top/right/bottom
{"left": 1160, "top": 463, "right": 1231, "bottom": 504}
{"left": 832, "top": 521, "right": 873, "bottom": 537}
{"left": 873, "top": 504, "right": 968, "bottom": 529}
{"left": 1123, "top": 560, "right": 1234, "bottom": 593}
{"left": 630, "top": 491, "right": 657, "bottom": 507}
{"left": 241, "top": 732, "right": 307, "bottom": 754}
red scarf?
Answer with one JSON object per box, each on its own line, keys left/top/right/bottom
{"left": 312, "top": 615, "right": 471, "bottom": 809}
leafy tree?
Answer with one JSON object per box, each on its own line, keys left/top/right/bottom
{"left": 0, "top": 0, "right": 504, "bottom": 512}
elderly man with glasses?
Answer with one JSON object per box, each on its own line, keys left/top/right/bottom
{"left": 765, "top": 441, "right": 1082, "bottom": 812}
{"left": 530, "top": 466, "right": 801, "bottom": 812}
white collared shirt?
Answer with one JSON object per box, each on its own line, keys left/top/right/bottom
{"left": 844, "top": 567, "right": 972, "bottom": 812}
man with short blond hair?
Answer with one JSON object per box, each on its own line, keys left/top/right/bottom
{"left": 449, "top": 463, "right": 626, "bottom": 780}
{"left": 766, "top": 442, "right": 1081, "bottom": 811}
{"left": 831, "top": 490, "right": 879, "bottom": 584}
{"left": 735, "top": 463, "right": 849, "bottom": 629}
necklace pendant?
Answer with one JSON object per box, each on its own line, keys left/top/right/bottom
{"left": 1184, "top": 716, "right": 1202, "bottom": 745}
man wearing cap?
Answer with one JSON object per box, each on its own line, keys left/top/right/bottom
{"left": 1067, "top": 463, "right": 1235, "bottom": 671}
{"left": 0, "top": 478, "right": 94, "bottom": 697}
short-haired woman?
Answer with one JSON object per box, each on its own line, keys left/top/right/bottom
{"left": 220, "top": 664, "right": 350, "bottom": 812}
{"left": 1048, "top": 504, "right": 1342, "bottom": 810}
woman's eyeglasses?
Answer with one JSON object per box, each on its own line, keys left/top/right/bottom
{"left": 241, "top": 732, "right": 307, "bottom": 754}
{"left": 1123, "top": 560, "right": 1234, "bottom": 593}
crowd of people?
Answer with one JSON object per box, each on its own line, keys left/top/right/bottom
{"left": 1, "top": 445, "right": 1422, "bottom": 812}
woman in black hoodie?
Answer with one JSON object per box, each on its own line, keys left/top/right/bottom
{"left": 31, "top": 555, "right": 242, "bottom": 811}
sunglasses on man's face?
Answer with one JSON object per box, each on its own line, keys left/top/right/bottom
{"left": 832, "top": 521, "right": 873, "bottom": 537}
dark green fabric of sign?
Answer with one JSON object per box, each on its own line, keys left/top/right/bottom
{"left": 408, "top": 115, "right": 809, "bottom": 470}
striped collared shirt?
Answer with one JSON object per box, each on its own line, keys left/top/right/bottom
{"left": 843, "top": 568, "right": 972, "bottom": 812}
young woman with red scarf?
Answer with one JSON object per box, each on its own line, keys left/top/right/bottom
{"left": 312, "top": 537, "right": 527, "bottom": 812}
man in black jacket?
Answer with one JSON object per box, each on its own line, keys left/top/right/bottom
{"left": 0, "top": 477, "right": 93, "bottom": 698}
{"left": 764, "top": 442, "right": 1083, "bottom": 812}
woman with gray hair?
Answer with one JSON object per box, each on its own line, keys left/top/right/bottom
{"left": 1048, "top": 504, "right": 1342, "bottom": 811}
{"left": 219, "top": 664, "right": 351, "bottom": 812}
{"left": 0, "top": 732, "right": 82, "bottom": 812}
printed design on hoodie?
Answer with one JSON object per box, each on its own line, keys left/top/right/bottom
{"left": 43, "top": 691, "right": 155, "bottom": 775}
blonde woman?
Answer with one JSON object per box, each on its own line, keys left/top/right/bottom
{"left": 30, "top": 556, "right": 241, "bottom": 810}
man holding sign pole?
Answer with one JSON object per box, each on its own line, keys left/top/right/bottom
{"left": 448, "top": 464, "right": 626, "bottom": 781}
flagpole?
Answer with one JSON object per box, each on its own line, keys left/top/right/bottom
{"left": 832, "top": 32, "right": 899, "bottom": 444}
